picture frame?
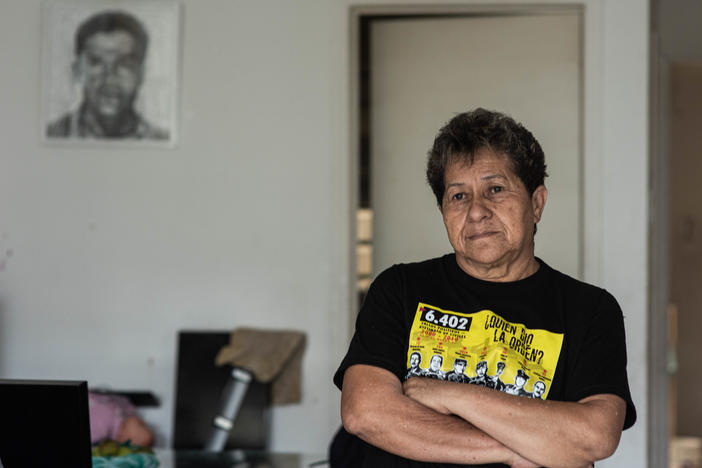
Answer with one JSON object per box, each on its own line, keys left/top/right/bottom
{"left": 41, "top": 0, "right": 182, "bottom": 147}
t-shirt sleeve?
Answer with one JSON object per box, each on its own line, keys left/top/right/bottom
{"left": 564, "top": 290, "right": 637, "bottom": 430}
{"left": 333, "top": 265, "right": 409, "bottom": 390}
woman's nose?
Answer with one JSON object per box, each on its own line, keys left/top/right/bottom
{"left": 466, "top": 197, "right": 491, "bottom": 222}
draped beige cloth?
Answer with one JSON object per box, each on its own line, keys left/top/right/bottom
{"left": 214, "top": 328, "right": 306, "bottom": 405}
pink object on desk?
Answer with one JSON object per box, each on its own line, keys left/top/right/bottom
{"left": 88, "top": 391, "right": 136, "bottom": 443}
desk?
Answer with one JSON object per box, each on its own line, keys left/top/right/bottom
{"left": 154, "top": 449, "right": 328, "bottom": 468}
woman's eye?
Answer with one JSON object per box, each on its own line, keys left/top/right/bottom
{"left": 452, "top": 193, "right": 464, "bottom": 201}
{"left": 489, "top": 186, "right": 504, "bottom": 194}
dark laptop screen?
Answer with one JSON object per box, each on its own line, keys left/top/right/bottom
{"left": 0, "top": 379, "right": 92, "bottom": 468}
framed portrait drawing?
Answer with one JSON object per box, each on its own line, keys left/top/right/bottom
{"left": 41, "top": 1, "right": 182, "bottom": 147}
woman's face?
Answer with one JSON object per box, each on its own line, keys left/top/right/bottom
{"left": 441, "top": 148, "right": 547, "bottom": 281}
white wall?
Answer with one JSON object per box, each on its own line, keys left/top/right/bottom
{"left": 0, "top": 0, "right": 345, "bottom": 453}
{"left": 0, "top": 0, "right": 649, "bottom": 464}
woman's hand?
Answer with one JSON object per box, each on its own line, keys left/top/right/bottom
{"left": 402, "top": 377, "right": 454, "bottom": 414}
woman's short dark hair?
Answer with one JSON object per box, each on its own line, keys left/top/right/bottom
{"left": 426, "top": 108, "right": 547, "bottom": 206}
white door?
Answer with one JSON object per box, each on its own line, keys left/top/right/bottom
{"left": 369, "top": 12, "right": 582, "bottom": 278}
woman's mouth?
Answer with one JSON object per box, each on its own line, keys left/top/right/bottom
{"left": 468, "top": 231, "right": 498, "bottom": 240}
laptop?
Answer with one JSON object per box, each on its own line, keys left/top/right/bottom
{"left": 0, "top": 379, "right": 92, "bottom": 468}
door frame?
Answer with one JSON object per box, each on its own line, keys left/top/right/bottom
{"left": 648, "top": 27, "right": 670, "bottom": 468}
{"left": 346, "top": 2, "right": 655, "bottom": 467}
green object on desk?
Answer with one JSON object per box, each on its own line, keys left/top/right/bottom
{"left": 92, "top": 453, "right": 159, "bottom": 468}
{"left": 92, "top": 440, "right": 159, "bottom": 468}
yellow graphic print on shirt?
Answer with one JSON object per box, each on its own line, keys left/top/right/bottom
{"left": 404, "top": 302, "right": 564, "bottom": 399}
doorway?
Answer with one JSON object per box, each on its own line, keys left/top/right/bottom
{"left": 353, "top": 6, "right": 584, "bottom": 298}
{"left": 664, "top": 62, "right": 702, "bottom": 468}
{"left": 651, "top": 1, "right": 702, "bottom": 466}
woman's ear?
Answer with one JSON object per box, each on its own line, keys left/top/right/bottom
{"left": 531, "top": 185, "right": 548, "bottom": 223}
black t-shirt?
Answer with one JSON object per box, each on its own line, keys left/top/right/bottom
{"left": 332, "top": 254, "right": 636, "bottom": 468}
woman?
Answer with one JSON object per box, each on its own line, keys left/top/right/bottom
{"left": 332, "top": 109, "right": 636, "bottom": 468}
